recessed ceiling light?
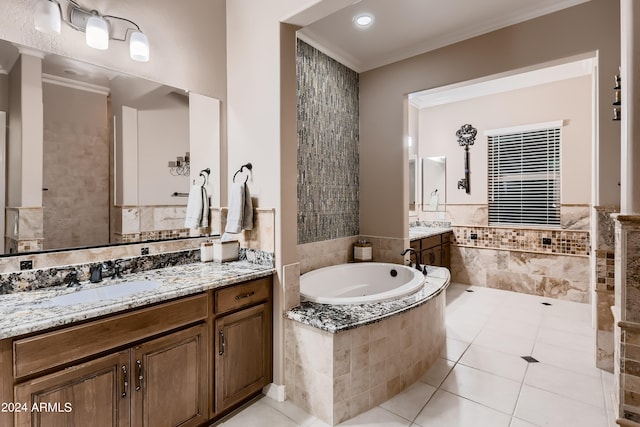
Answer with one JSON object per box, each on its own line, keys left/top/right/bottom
{"left": 354, "top": 14, "right": 373, "bottom": 27}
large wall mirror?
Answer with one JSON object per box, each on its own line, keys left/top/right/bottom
{"left": 422, "top": 156, "right": 446, "bottom": 211}
{"left": 0, "top": 39, "right": 220, "bottom": 256}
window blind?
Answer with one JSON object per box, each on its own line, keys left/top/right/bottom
{"left": 487, "top": 125, "right": 561, "bottom": 227}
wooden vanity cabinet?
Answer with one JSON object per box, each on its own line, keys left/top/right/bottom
{"left": 9, "top": 294, "right": 209, "bottom": 427}
{"left": 411, "top": 231, "right": 451, "bottom": 270}
{"left": 3, "top": 275, "right": 273, "bottom": 427}
{"left": 212, "top": 277, "right": 273, "bottom": 415}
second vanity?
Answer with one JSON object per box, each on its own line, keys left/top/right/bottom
{"left": 0, "top": 261, "right": 275, "bottom": 427}
{"left": 409, "top": 225, "right": 452, "bottom": 269}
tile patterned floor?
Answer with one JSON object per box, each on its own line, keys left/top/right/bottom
{"left": 213, "top": 283, "right": 616, "bottom": 427}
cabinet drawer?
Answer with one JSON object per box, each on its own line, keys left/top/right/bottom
{"left": 421, "top": 235, "right": 441, "bottom": 249}
{"left": 215, "top": 277, "right": 271, "bottom": 315}
{"left": 13, "top": 293, "right": 207, "bottom": 379}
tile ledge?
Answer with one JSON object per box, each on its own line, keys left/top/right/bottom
{"left": 617, "top": 419, "right": 640, "bottom": 427}
{"left": 612, "top": 214, "right": 640, "bottom": 223}
{"left": 618, "top": 320, "right": 640, "bottom": 331}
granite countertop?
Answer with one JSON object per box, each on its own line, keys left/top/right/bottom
{"left": 409, "top": 226, "right": 453, "bottom": 241}
{"left": 0, "top": 261, "right": 275, "bottom": 340}
{"left": 286, "top": 266, "right": 450, "bottom": 333}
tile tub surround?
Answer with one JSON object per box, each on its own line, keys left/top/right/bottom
{"left": 285, "top": 267, "right": 448, "bottom": 425}
{"left": 0, "top": 260, "right": 275, "bottom": 340}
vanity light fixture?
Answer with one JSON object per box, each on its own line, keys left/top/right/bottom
{"left": 34, "top": 0, "right": 150, "bottom": 62}
{"left": 354, "top": 13, "right": 374, "bottom": 27}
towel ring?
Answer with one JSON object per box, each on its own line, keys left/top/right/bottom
{"left": 194, "top": 168, "right": 211, "bottom": 186}
{"left": 232, "top": 163, "right": 252, "bottom": 184}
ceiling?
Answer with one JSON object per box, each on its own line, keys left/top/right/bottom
{"left": 298, "top": 0, "right": 592, "bottom": 73}
{"left": 0, "top": 1, "right": 592, "bottom": 91}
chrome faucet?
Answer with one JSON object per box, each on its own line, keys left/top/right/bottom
{"left": 111, "top": 259, "right": 124, "bottom": 280}
{"left": 57, "top": 267, "right": 81, "bottom": 287}
{"left": 400, "top": 248, "right": 428, "bottom": 276}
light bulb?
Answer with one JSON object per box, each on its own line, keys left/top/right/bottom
{"left": 86, "top": 15, "right": 109, "bottom": 50}
{"left": 130, "top": 31, "right": 149, "bottom": 62}
{"left": 34, "top": 0, "right": 61, "bottom": 34}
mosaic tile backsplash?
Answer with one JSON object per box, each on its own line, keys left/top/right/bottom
{"left": 297, "top": 39, "right": 359, "bottom": 244}
{"left": 452, "top": 226, "right": 590, "bottom": 256}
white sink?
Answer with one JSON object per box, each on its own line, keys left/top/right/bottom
{"left": 39, "top": 280, "right": 162, "bottom": 307}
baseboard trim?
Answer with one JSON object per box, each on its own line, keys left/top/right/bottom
{"left": 263, "top": 383, "right": 286, "bottom": 402}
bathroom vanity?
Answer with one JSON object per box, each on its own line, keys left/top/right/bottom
{"left": 0, "top": 262, "right": 274, "bottom": 427}
{"left": 409, "top": 227, "right": 452, "bottom": 269}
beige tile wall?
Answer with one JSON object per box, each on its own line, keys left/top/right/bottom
{"left": 285, "top": 292, "right": 445, "bottom": 425}
{"left": 298, "top": 236, "right": 409, "bottom": 275}
{"left": 450, "top": 246, "right": 590, "bottom": 303}
{"left": 615, "top": 216, "right": 640, "bottom": 423}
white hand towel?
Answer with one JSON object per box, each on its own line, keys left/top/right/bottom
{"left": 185, "top": 184, "right": 203, "bottom": 229}
{"left": 224, "top": 182, "right": 245, "bottom": 234}
{"left": 429, "top": 192, "right": 439, "bottom": 211}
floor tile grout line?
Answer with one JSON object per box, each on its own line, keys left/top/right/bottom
{"left": 409, "top": 359, "right": 460, "bottom": 425}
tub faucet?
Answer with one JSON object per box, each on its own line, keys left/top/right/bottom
{"left": 401, "top": 248, "right": 428, "bottom": 276}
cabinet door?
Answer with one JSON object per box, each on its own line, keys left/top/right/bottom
{"left": 422, "top": 245, "right": 442, "bottom": 266}
{"left": 132, "top": 323, "right": 208, "bottom": 427}
{"left": 14, "top": 351, "right": 130, "bottom": 427}
{"left": 215, "top": 302, "right": 272, "bottom": 412}
{"left": 441, "top": 243, "right": 451, "bottom": 269}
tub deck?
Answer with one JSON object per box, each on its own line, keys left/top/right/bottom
{"left": 286, "top": 265, "right": 450, "bottom": 333}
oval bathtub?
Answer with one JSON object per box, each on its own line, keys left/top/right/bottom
{"left": 300, "top": 262, "right": 425, "bottom": 305}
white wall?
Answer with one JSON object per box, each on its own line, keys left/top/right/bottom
{"left": 419, "top": 75, "right": 592, "bottom": 206}
{"left": 189, "top": 93, "right": 221, "bottom": 208}
{"left": 137, "top": 94, "right": 189, "bottom": 206}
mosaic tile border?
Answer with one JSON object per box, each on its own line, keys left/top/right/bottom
{"left": 452, "top": 226, "right": 590, "bottom": 257}
{"left": 114, "top": 229, "right": 191, "bottom": 243}
{"left": 596, "top": 249, "right": 616, "bottom": 292}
